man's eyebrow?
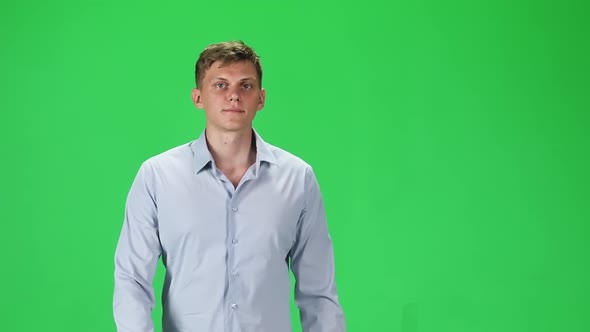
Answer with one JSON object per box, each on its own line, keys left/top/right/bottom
{"left": 212, "top": 77, "right": 257, "bottom": 82}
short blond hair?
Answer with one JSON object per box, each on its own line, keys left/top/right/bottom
{"left": 194, "top": 40, "right": 263, "bottom": 88}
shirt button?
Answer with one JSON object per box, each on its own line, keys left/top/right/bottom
{"left": 232, "top": 239, "right": 239, "bottom": 244}
{"left": 231, "top": 303, "right": 238, "bottom": 309}
{"left": 231, "top": 270, "right": 238, "bottom": 276}
{"left": 231, "top": 207, "right": 238, "bottom": 212}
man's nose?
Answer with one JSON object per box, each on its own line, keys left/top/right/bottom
{"left": 227, "top": 87, "right": 240, "bottom": 102}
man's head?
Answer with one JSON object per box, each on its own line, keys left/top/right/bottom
{"left": 192, "top": 41, "right": 266, "bottom": 133}
{"left": 194, "top": 40, "right": 263, "bottom": 88}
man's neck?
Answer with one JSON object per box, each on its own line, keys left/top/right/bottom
{"left": 205, "top": 127, "right": 256, "bottom": 172}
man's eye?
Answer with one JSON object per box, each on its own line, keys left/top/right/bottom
{"left": 215, "top": 83, "right": 226, "bottom": 88}
{"left": 243, "top": 83, "right": 252, "bottom": 89}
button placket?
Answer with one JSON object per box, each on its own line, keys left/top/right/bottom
{"left": 227, "top": 197, "right": 240, "bottom": 315}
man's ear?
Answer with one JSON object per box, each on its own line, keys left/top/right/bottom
{"left": 192, "top": 88, "right": 204, "bottom": 109}
{"left": 257, "top": 88, "right": 266, "bottom": 111}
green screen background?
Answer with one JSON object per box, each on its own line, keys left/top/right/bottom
{"left": 1, "top": 0, "right": 588, "bottom": 331}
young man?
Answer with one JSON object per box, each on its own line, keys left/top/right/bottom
{"left": 113, "top": 41, "right": 345, "bottom": 332}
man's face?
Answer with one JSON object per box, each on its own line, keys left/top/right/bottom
{"left": 192, "top": 60, "right": 265, "bottom": 133}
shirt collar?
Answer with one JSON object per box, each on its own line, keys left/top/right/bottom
{"left": 189, "top": 128, "right": 278, "bottom": 174}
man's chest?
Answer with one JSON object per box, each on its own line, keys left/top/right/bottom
{"left": 155, "top": 172, "right": 305, "bottom": 262}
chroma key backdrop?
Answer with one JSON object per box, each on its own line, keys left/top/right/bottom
{"left": 1, "top": 0, "right": 588, "bottom": 331}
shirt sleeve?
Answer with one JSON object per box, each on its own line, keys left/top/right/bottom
{"left": 289, "top": 167, "right": 346, "bottom": 332}
{"left": 113, "top": 160, "right": 162, "bottom": 332}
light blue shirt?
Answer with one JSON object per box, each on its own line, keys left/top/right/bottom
{"left": 113, "top": 129, "right": 345, "bottom": 332}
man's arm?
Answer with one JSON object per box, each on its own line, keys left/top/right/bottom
{"left": 113, "top": 160, "right": 162, "bottom": 332}
{"left": 289, "top": 167, "right": 346, "bottom": 332}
